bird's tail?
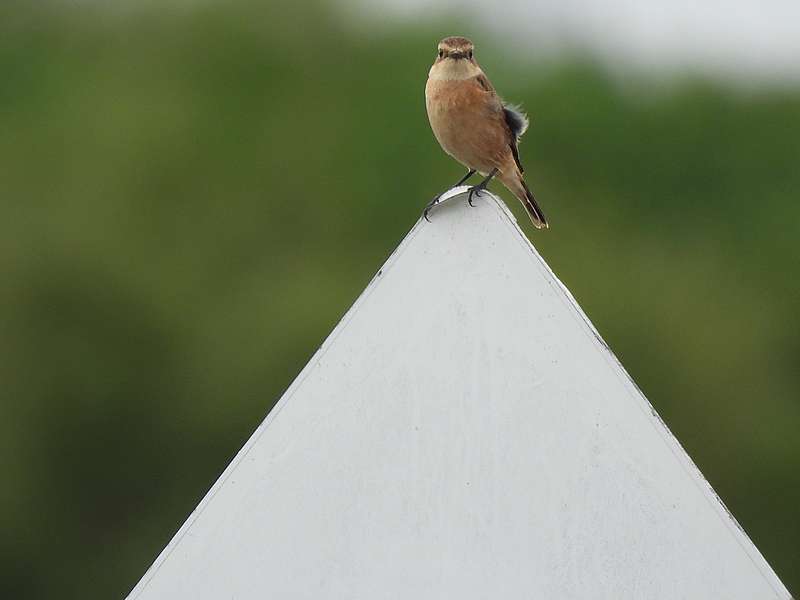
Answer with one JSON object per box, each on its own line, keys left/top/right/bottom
{"left": 501, "top": 172, "right": 548, "bottom": 229}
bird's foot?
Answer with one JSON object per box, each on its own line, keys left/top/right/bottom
{"left": 422, "top": 193, "right": 444, "bottom": 222}
{"left": 466, "top": 182, "right": 488, "bottom": 207}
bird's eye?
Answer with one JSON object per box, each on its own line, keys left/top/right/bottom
{"left": 438, "top": 50, "right": 444, "bottom": 58}
{"left": 468, "top": 50, "right": 473, "bottom": 59}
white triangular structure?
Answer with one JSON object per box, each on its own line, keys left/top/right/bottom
{"left": 128, "top": 190, "right": 790, "bottom": 599}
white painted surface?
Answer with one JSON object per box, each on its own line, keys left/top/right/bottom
{"left": 127, "top": 190, "right": 790, "bottom": 600}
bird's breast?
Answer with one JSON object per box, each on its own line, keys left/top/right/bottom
{"left": 426, "top": 79, "right": 487, "bottom": 142}
{"left": 426, "top": 78, "right": 484, "bottom": 115}
{"left": 425, "top": 78, "right": 508, "bottom": 173}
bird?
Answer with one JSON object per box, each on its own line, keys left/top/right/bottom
{"left": 424, "top": 36, "right": 548, "bottom": 229}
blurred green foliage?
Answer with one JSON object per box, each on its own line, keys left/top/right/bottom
{"left": 1, "top": 1, "right": 798, "bottom": 598}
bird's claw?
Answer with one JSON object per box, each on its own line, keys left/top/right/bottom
{"left": 467, "top": 186, "right": 485, "bottom": 207}
{"left": 422, "top": 196, "right": 440, "bottom": 222}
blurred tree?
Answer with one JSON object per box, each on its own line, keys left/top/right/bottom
{"left": 0, "top": 1, "right": 798, "bottom": 598}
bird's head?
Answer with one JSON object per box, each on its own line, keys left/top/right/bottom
{"left": 429, "top": 36, "right": 481, "bottom": 81}
{"left": 435, "top": 37, "right": 476, "bottom": 63}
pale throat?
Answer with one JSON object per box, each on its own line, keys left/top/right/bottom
{"left": 428, "top": 59, "right": 482, "bottom": 81}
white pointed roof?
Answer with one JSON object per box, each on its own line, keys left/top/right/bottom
{"left": 128, "top": 190, "right": 790, "bottom": 599}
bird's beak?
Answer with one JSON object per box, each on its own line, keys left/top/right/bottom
{"left": 449, "top": 51, "right": 466, "bottom": 60}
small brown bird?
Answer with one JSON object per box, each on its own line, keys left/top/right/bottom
{"left": 424, "top": 36, "right": 547, "bottom": 229}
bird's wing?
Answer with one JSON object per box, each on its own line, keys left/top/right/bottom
{"left": 508, "top": 135, "right": 524, "bottom": 173}
{"left": 475, "top": 71, "right": 529, "bottom": 139}
{"left": 475, "top": 72, "right": 497, "bottom": 94}
{"left": 475, "top": 71, "right": 527, "bottom": 174}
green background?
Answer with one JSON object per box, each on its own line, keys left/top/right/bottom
{"left": 1, "top": 1, "right": 798, "bottom": 598}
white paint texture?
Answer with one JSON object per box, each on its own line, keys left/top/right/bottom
{"left": 128, "top": 190, "right": 791, "bottom": 599}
